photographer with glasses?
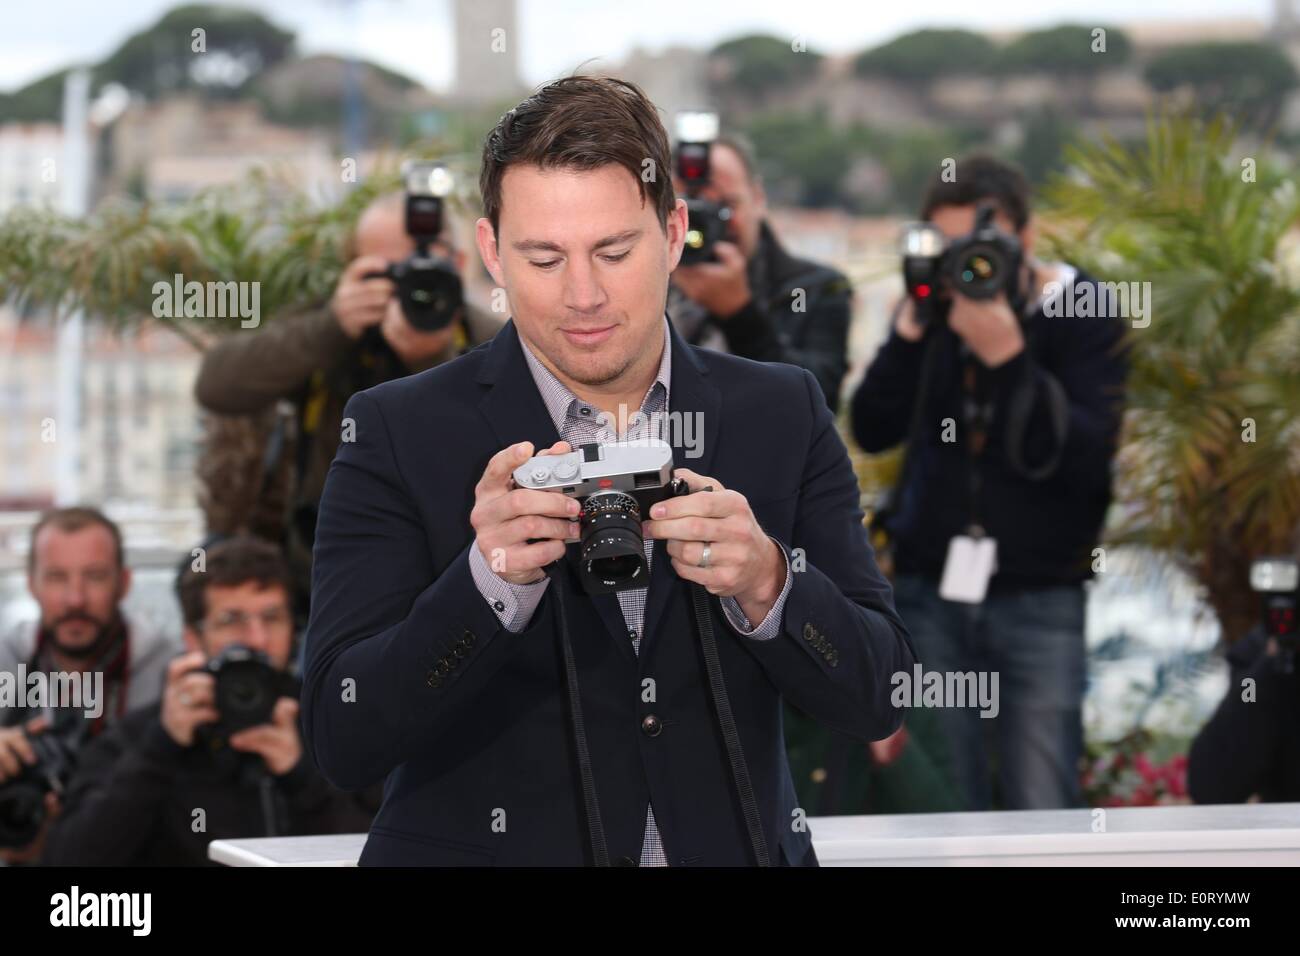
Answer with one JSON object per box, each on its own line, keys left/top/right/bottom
{"left": 42, "top": 537, "right": 372, "bottom": 866}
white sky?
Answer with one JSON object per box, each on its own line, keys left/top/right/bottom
{"left": 0, "top": 0, "right": 1273, "bottom": 93}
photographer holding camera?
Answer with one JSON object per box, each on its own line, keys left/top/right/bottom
{"left": 848, "top": 155, "right": 1128, "bottom": 811}
{"left": 1188, "top": 555, "right": 1300, "bottom": 803}
{"left": 194, "top": 179, "right": 503, "bottom": 626}
{"left": 41, "top": 536, "right": 372, "bottom": 866}
{"left": 0, "top": 508, "right": 177, "bottom": 864}
{"left": 301, "top": 76, "right": 914, "bottom": 867}
{"left": 667, "top": 119, "right": 852, "bottom": 412}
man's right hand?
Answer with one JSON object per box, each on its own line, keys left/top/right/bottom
{"left": 471, "top": 441, "right": 582, "bottom": 585}
{"left": 894, "top": 297, "right": 926, "bottom": 343}
{"left": 330, "top": 255, "right": 396, "bottom": 340}
{"left": 0, "top": 716, "right": 47, "bottom": 783}
{"left": 160, "top": 651, "right": 220, "bottom": 747}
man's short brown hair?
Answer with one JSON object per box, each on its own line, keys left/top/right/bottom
{"left": 177, "top": 535, "right": 293, "bottom": 629}
{"left": 28, "top": 506, "right": 124, "bottom": 574}
{"left": 479, "top": 75, "right": 675, "bottom": 238}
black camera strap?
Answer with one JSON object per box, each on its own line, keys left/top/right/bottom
{"left": 547, "top": 566, "right": 769, "bottom": 867}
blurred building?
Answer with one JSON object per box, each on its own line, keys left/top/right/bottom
{"left": 107, "top": 95, "right": 335, "bottom": 202}
{"left": 0, "top": 308, "right": 201, "bottom": 512}
{"left": 0, "top": 122, "right": 62, "bottom": 213}
{"left": 452, "top": 0, "right": 523, "bottom": 106}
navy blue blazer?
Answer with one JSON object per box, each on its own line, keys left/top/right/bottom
{"left": 301, "top": 319, "right": 915, "bottom": 866}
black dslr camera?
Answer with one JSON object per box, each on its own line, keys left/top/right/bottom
{"left": 364, "top": 160, "right": 464, "bottom": 332}
{"left": 513, "top": 440, "right": 690, "bottom": 594}
{"left": 202, "top": 645, "right": 297, "bottom": 735}
{"left": 674, "top": 111, "right": 732, "bottom": 266}
{"left": 1251, "top": 558, "right": 1299, "bottom": 673}
{"left": 0, "top": 730, "right": 77, "bottom": 849}
{"left": 899, "top": 202, "right": 1023, "bottom": 325}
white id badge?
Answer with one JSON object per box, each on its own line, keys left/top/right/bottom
{"left": 938, "top": 535, "right": 998, "bottom": 604}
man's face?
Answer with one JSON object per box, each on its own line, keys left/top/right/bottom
{"left": 185, "top": 582, "right": 294, "bottom": 670}
{"left": 28, "top": 525, "right": 130, "bottom": 658}
{"left": 672, "top": 143, "right": 766, "bottom": 260}
{"left": 476, "top": 163, "right": 687, "bottom": 391}
{"left": 354, "top": 203, "right": 463, "bottom": 270}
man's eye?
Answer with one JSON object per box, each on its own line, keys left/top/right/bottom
{"left": 600, "top": 251, "right": 631, "bottom": 263}
{"left": 530, "top": 260, "right": 560, "bottom": 270}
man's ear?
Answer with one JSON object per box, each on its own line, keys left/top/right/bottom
{"left": 475, "top": 217, "right": 506, "bottom": 289}
{"left": 666, "top": 198, "right": 689, "bottom": 272}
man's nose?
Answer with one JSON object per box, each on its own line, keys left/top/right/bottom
{"left": 562, "top": 258, "right": 606, "bottom": 314}
{"left": 242, "top": 620, "right": 271, "bottom": 651}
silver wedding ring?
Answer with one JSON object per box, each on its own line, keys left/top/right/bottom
{"left": 698, "top": 544, "right": 712, "bottom": 569}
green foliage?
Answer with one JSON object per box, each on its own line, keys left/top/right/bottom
{"left": 0, "top": 154, "right": 482, "bottom": 341}
{"left": 1144, "top": 42, "right": 1297, "bottom": 130}
{"left": 997, "top": 24, "right": 1131, "bottom": 75}
{"left": 854, "top": 29, "right": 997, "bottom": 83}
{"left": 96, "top": 3, "right": 295, "bottom": 99}
{"left": 0, "top": 68, "right": 80, "bottom": 123}
{"left": 709, "top": 34, "right": 822, "bottom": 95}
{"left": 1042, "top": 112, "right": 1300, "bottom": 641}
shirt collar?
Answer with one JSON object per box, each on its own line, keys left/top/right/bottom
{"left": 518, "top": 317, "right": 672, "bottom": 433}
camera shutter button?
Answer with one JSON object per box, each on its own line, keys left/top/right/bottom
{"left": 529, "top": 465, "right": 551, "bottom": 484}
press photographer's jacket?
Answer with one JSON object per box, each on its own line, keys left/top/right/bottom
{"left": 301, "top": 320, "right": 914, "bottom": 866}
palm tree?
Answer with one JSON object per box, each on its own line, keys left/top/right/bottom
{"left": 1041, "top": 112, "right": 1300, "bottom": 642}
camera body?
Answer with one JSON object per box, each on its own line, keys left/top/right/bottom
{"left": 364, "top": 160, "right": 464, "bottom": 332}
{"left": 203, "top": 645, "right": 296, "bottom": 736}
{"left": 900, "top": 202, "right": 1023, "bottom": 324}
{"left": 513, "top": 440, "right": 690, "bottom": 594}
{"left": 675, "top": 111, "right": 733, "bottom": 266}
{"left": 0, "top": 730, "right": 77, "bottom": 849}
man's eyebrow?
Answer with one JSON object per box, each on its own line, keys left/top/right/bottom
{"left": 511, "top": 229, "right": 643, "bottom": 255}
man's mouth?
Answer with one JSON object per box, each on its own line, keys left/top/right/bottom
{"left": 560, "top": 324, "right": 617, "bottom": 348}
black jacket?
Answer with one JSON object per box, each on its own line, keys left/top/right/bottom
{"left": 41, "top": 704, "right": 375, "bottom": 866}
{"left": 852, "top": 268, "right": 1129, "bottom": 588}
{"left": 670, "top": 220, "right": 852, "bottom": 413}
{"left": 301, "top": 320, "right": 914, "bottom": 866}
{"left": 1188, "top": 629, "right": 1300, "bottom": 804}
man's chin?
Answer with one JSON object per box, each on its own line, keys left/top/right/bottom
{"left": 49, "top": 622, "right": 106, "bottom": 659}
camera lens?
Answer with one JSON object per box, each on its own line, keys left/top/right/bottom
{"left": 948, "top": 243, "right": 1005, "bottom": 299}
{"left": 580, "top": 491, "right": 648, "bottom": 590}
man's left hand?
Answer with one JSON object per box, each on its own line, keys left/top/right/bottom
{"left": 643, "top": 468, "right": 785, "bottom": 625}
{"left": 946, "top": 292, "right": 1024, "bottom": 368}
{"left": 672, "top": 241, "right": 752, "bottom": 319}
{"left": 228, "top": 698, "right": 303, "bottom": 776}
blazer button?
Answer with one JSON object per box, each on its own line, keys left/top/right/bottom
{"left": 463, "top": 630, "right": 477, "bottom": 644}
{"left": 641, "top": 714, "right": 662, "bottom": 737}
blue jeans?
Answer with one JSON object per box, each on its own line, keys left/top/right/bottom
{"left": 891, "top": 573, "right": 1087, "bottom": 811}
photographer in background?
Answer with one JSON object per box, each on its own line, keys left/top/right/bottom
{"left": 845, "top": 155, "right": 1129, "bottom": 811}
{"left": 1189, "top": 555, "right": 1300, "bottom": 803}
{"left": 0, "top": 507, "right": 177, "bottom": 864}
{"left": 41, "top": 536, "right": 373, "bottom": 866}
{"left": 194, "top": 180, "right": 503, "bottom": 625}
{"left": 668, "top": 123, "right": 852, "bottom": 412}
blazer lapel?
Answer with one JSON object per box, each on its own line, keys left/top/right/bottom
{"left": 640, "top": 324, "right": 722, "bottom": 653}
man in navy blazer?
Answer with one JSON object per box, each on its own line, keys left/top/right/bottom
{"left": 301, "top": 75, "right": 914, "bottom": 866}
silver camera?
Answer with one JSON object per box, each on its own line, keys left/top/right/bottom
{"left": 513, "top": 440, "right": 689, "bottom": 594}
